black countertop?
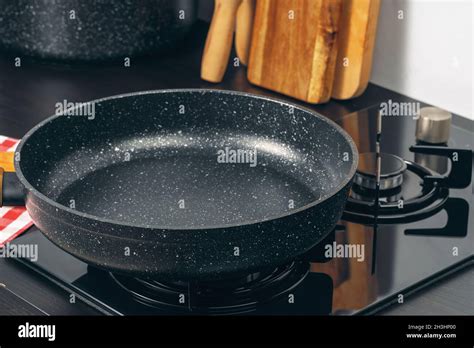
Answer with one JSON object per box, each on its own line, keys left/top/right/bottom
{"left": 0, "top": 21, "right": 472, "bottom": 315}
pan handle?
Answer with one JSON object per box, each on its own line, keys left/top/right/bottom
{"left": 0, "top": 152, "right": 25, "bottom": 207}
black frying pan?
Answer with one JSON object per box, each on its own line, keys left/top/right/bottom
{"left": 0, "top": 89, "right": 358, "bottom": 280}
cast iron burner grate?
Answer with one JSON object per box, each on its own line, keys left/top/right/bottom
{"left": 110, "top": 261, "right": 310, "bottom": 315}
{"left": 343, "top": 145, "right": 472, "bottom": 224}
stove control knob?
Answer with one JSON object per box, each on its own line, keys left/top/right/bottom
{"left": 416, "top": 107, "right": 452, "bottom": 144}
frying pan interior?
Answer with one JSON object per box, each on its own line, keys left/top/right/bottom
{"left": 17, "top": 90, "right": 355, "bottom": 229}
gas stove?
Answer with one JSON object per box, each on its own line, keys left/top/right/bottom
{"left": 9, "top": 102, "right": 473, "bottom": 315}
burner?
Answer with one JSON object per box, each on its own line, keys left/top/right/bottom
{"left": 110, "top": 261, "right": 310, "bottom": 315}
{"left": 354, "top": 153, "right": 407, "bottom": 190}
{"left": 350, "top": 185, "right": 403, "bottom": 203}
{"left": 346, "top": 159, "right": 447, "bottom": 223}
{"left": 344, "top": 145, "right": 472, "bottom": 224}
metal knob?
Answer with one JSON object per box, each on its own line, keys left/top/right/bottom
{"left": 415, "top": 107, "right": 452, "bottom": 144}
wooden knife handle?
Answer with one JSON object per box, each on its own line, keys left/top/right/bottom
{"left": 235, "top": 0, "right": 255, "bottom": 66}
{"left": 201, "top": 0, "right": 242, "bottom": 83}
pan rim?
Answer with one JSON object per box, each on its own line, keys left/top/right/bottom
{"left": 14, "top": 88, "right": 359, "bottom": 231}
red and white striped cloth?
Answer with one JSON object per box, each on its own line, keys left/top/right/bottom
{"left": 0, "top": 136, "right": 33, "bottom": 246}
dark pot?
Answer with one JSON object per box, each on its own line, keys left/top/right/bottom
{"left": 0, "top": 0, "right": 197, "bottom": 60}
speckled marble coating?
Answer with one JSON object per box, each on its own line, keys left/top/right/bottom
{"left": 0, "top": 0, "right": 196, "bottom": 60}
{"left": 15, "top": 89, "right": 358, "bottom": 279}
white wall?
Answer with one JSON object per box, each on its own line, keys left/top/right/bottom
{"left": 371, "top": 0, "right": 473, "bottom": 119}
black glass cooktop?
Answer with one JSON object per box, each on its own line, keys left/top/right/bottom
{"left": 10, "top": 104, "right": 473, "bottom": 315}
